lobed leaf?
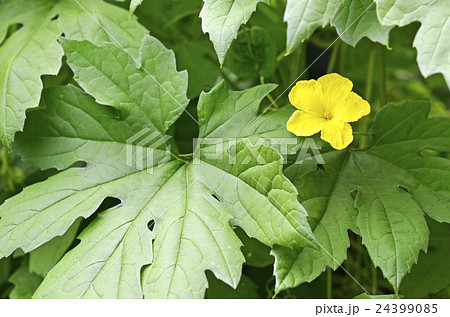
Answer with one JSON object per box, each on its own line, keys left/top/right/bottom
{"left": 284, "top": 0, "right": 344, "bottom": 54}
{"left": 0, "top": 0, "right": 63, "bottom": 147}
{"left": 0, "top": 36, "right": 316, "bottom": 298}
{"left": 376, "top": 0, "right": 450, "bottom": 87}
{"left": 200, "top": 0, "right": 270, "bottom": 64}
{"left": 400, "top": 219, "right": 450, "bottom": 298}
{"left": 275, "top": 101, "right": 450, "bottom": 292}
{"left": 0, "top": 0, "right": 148, "bottom": 147}
{"left": 331, "top": 0, "right": 393, "bottom": 46}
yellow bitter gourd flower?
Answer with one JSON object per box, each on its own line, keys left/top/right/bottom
{"left": 287, "top": 73, "right": 370, "bottom": 150}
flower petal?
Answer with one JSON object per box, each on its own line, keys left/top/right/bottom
{"left": 333, "top": 92, "right": 371, "bottom": 122}
{"left": 287, "top": 110, "right": 326, "bottom": 136}
{"left": 288, "top": 79, "right": 325, "bottom": 116}
{"left": 318, "top": 73, "right": 353, "bottom": 111}
{"left": 321, "top": 120, "right": 353, "bottom": 150}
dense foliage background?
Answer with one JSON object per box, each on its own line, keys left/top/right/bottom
{"left": 0, "top": 0, "right": 449, "bottom": 299}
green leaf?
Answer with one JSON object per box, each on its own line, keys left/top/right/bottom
{"left": 284, "top": 0, "right": 344, "bottom": 54}
{"left": 196, "top": 80, "right": 303, "bottom": 152}
{"left": 0, "top": 0, "right": 148, "bottom": 147}
{"left": 29, "top": 219, "right": 81, "bottom": 276}
{"left": 113, "top": 0, "right": 144, "bottom": 16}
{"left": 9, "top": 260, "right": 42, "bottom": 299}
{"left": 200, "top": 0, "right": 270, "bottom": 64}
{"left": 56, "top": 0, "right": 148, "bottom": 59}
{"left": 274, "top": 101, "right": 450, "bottom": 292}
{"left": 376, "top": 0, "right": 450, "bottom": 87}
{"left": 60, "top": 37, "right": 189, "bottom": 137}
{"left": 225, "top": 27, "right": 277, "bottom": 78}
{"left": 131, "top": 0, "right": 218, "bottom": 98}
{"left": 130, "top": 0, "right": 144, "bottom": 15}
{"left": 274, "top": 151, "right": 358, "bottom": 291}
{"left": 0, "top": 36, "right": 316, "bottom": 298}
{"left": 331, "top": 0, "right": 393, "bottom": 46}
{"left": 0, "top": 0, "right": 62, "bottom": 147}
{"left": 400, "top": 219, "right": 450, "bottom": 298}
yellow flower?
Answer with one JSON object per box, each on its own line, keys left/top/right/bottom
{"left": 287, "top": 73, "right": 370, "bottom": 150}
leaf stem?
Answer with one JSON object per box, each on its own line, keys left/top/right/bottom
{"left": 260, "top": 76, "right": 279, "bottom": 108}
{"left": 177, "top": 153, "right": 193, "bottom": 158}
{"left": 168, "top": 151, "right": 186, "bottom": 162}
{"left": 326, "top": 267, "right": 333, "bottom": 299}
{"left": 219, "top": 68, "right": 238, "bottom": 90}
{"left": 163, "top": 9, "right": 200, "bottom": 30}
{"left": 277, "top": 51, "right": 286, "bottom": 62}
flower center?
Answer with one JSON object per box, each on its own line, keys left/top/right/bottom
{"left": 323, "top": 111, "right": 332, "bottom": 120}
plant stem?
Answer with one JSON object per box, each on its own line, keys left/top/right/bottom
{"left": 219, "top": 68, "right": 238, "bottom": 90}
{"left": 260, "top": 76, "right": 279, "bottom": 108}
{"left": 379, "top": 45, "right": 387, "bottom": 106}
{"left": 277, "top": 51, "right": 286, "bottom": 62}
{"left": 364, "top": 47, "right": 377, "bottom": 102}
{"left": 339, "top": 42, "right": 347, "bottom": 74}
{"left": 327, "top": 267, "right": 333, "bottom": 299}
{"left": 358, "top": 46, "right": 377, "bottom": 148}
{"left": 291, "top": 46, "right": 301, "bottom": 82}
{"left": 258, "top": 4, "right": 280, "bottom": 23}
{"left": 327, "top": 39, "right": 341, "bottom": 74}
{"left": 0, "top": 147, "right": 8, "bottom": 175}
{"left": 371, "top": 265, "right": 378, "bottom": 295}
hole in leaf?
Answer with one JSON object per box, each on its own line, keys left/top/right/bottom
{"left": 77, "top": 197, "right": 122, "bottom": 238}
{"left": 147, "top": 219, "right": 155, "bottom": 231}
{"left": 211, "top": 194, "right": 220, "bottom": 202}
{"left": 316, "top": 164, "right": 326, "bottom": 171}
{"left": 69, "top": 160, "right": 88, "bottom": 168}
{"left": 397, "top": 185, "right": 410, "bottom": 194}
{"left": 350, "top": 190, "right": 357, "bottom": 200}
{"left": 105, "top": 105, "right": 121, "bottom": 119}
{"left": 1, "top": 23, "right": 23, "bottom": 45}
{"left": 140, "top": 263, "right": 151, "bottom": 298}
{"left": 98, "top": 197, "right": 122, "bottom": 212}
{"left": 51, "top": 14, "right": 59, "bottom": 21}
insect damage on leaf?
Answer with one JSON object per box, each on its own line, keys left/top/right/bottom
{"left": 275, "top": 101, "right": 450, "bottom": 292}
{"left": 0, "top": 35, "right": 316, "bottom": 299}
